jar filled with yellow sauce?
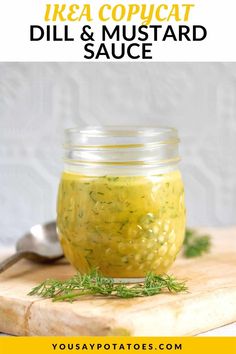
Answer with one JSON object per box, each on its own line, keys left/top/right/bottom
{"left": 57, "top": 127, "right": 186, "bottom": 279}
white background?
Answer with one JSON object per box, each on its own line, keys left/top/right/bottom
{"left": 0, "top": 62, "right": 236, "bottom": 246}
{"left": 0, "top": 0, "right": 236, "bottom": 61}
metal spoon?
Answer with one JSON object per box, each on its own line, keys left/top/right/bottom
{"left": 0, "top": 222, "right": 64, "bottom": 273}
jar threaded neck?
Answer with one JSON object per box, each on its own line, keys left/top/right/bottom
{"left": 64, "top": 126, "right": 180, "bottom": 168}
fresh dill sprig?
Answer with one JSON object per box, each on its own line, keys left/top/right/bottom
{"left": 183, "top": 228, "right": 211, "bottom": 258}
{"left": 28, "top": 270, "right": 187, "bottom": 302}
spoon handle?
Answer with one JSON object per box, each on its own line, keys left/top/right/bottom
{"left": 0, "top": 252, "right": 29, "bottom": 273}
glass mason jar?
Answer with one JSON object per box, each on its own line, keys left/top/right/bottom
{"left": 57, "top": 126, "right": 186, "bottom": 279}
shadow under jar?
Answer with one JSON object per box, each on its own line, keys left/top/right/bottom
{"left": 57, "top": 126, "right": 186, "bottom": 280}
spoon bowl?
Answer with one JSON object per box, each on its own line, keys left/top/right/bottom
{"left": 0, "top": 221, "right": 64, "bottom": 273}
{"left": 16, "top": 222, "right": 63, "bottom": 261}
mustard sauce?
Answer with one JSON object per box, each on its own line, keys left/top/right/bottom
{"left": 57, "top": 170, "right": 186, "bottom": 278}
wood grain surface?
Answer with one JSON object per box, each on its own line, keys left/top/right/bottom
{"left": 0, "top": 227, "right": 236, "bottom": 336}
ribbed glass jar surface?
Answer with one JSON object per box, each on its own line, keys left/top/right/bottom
{"left": 57, "top": 126, "right": 186, "bottom": 279}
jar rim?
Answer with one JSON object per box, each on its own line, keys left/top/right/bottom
{"left": 64, "top": 126, "right": 179, "bottom": 148}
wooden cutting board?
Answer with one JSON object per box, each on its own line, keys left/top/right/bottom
{"left": 0, "top": 227, "right": 236, "bottom": 336}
